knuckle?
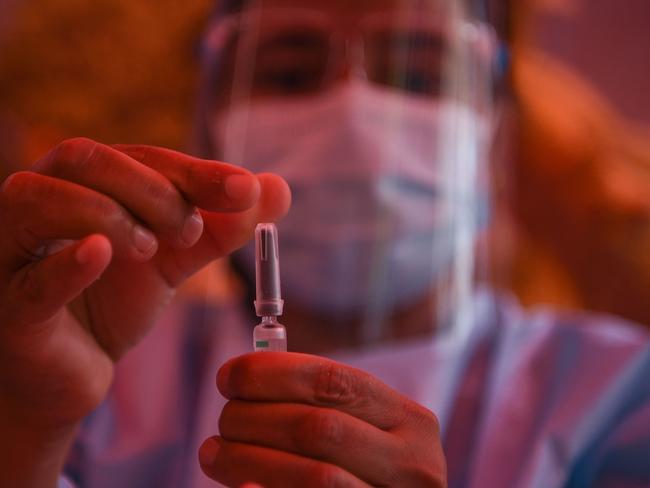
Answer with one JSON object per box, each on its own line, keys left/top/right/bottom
{"left": 308, "top": 463, "right": 351, "bottom": 488}
{"left": 143, "top": 179, "right": 186, "bottom": 222}
{"left": 88, "top": 196, "right": 134, "bottom": 239}
{"left": 94, "top": 195, "right": 127, "bottom": 222}
{"left": 0, "top": 171, "right": 33, "bottom": 199}
{"left": 217, "top": 401, "right": 237, "bottom": 436}
{"left": 313, "top": 362, "right": 357, "bottom": 405}
{"left": 412, "top": 405, "right": 440, "bottom": 435}
{"left": 119, "top": 144, "right": 151, "bottom": 164}
{"left": 50, "top": 137, "right": 98, "bottom": 168}
{"left": 148, "top": 178, "right": 179, "bottom": 205}
{"left": 228, "top": 355, "right": 257, "bottom": 392}
{"left": 58, "top": 137, "right": 97, "bottom": 156}
{"left": 0, "top": 173, "right": 40, "bottom": 225}
{"left": 295, "top": 409, "right": 342, "bottom": 454}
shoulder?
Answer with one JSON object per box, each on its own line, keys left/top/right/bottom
{"left": 490, "top": 298, "right": 650, "bottom": 413}
{"left": 495, "top": 296, "right": 649, "bottom": 365}
{"left": 468, "top": 297, "right": 650, "bottom": 487}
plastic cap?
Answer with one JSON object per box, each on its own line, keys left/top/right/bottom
{"left": 254, "top": 223, "right": 284, "bottom": 317}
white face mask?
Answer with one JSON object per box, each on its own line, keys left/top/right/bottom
{"left": 212, "top": 82, "right": 485, "bottom": 317}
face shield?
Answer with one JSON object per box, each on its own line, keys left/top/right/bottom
{"left": 198, "top": 0, "right": 498, "bottom": 351}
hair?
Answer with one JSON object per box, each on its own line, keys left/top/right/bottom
{"left": 214, "top": 0, "right": 249, "bottom": 16}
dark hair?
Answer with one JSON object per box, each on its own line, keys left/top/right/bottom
{"left": 214, "top": 0, "right": 249, "bottom": 16}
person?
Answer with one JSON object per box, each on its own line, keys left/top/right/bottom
{"left": 0, "top": 1, "right": 648, "bottom": 488}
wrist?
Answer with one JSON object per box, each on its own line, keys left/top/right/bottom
{"left": 0, "top": 403, "right": 79, "bottom": 488}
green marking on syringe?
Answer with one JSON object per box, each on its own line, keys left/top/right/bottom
{"left": 256, "top": 341, "right": 270, "bottom": 348}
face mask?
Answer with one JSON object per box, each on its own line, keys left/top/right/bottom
{"left": 212, "top": 81, "right": 485, "bottom": 317}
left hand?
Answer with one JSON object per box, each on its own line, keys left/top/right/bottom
{"left": 199, "top": 352, "right": 447, "bottom": 487}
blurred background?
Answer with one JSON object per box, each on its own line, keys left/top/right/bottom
{"left": 0, "top": 0, "right": 648, "bottom": 325}
{"left": 0, "top": 0, "right": 212, "bottom": 170}
{"left": 505, "top": 0, "right": 650, "bottom": 326}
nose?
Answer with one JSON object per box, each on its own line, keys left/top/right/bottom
{"left": 334, "top": 37, "right": 367, "bottom": 83}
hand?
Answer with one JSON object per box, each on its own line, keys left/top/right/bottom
{"left": 0, "top": 138, "right": 290, "bottom": 485}
{"left": 199, "top": 353, "right": 446, "bottom": 487}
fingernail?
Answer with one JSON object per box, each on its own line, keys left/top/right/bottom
{"left": 199, "top": 437, "right": 220, "bottom": 466}
{"left": 132, "top": 226, "right": 157, "bottom": 255}
{"left": 224, "top": 174, "right": 259, "bottom": 202}
{"left": 182, "top": 209, "right": 204, "bottom": 246}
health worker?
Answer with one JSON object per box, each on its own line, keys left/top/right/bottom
{"left": 0, "top": 1, "right": 648, "bottom": 487}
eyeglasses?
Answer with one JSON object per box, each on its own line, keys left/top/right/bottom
{"left": 203, "top": 7, "right": 457, "bottom": 100}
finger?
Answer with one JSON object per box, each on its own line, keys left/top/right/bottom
{"left": 199, "top": 436, "right": 370, "bottom": 488}
{"left": 201, "top": 173, "right": 291, "bottom": 256}
{"left": 217, "top": 353, "right": 423, "bottom": 431}
{"left": 219, "top": 401, "right": 401, "bottom": 485}
{"left": 35, "top": 138, "right": 207, "bottom": 248}
{"left": 4, "top": 234, "right": 112, "bottom": 327}
{"left": 0, "top": 171, "right": 158, "bottom": 264}
{"left": 155, "top": 173, "right": 291, "bottom": 286}
{"left": 111, "top": 143, "right": 261, "bottom": 211}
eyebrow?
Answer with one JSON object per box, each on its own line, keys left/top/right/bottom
{"left": 370, "top": 30, "right": 447, "bottom": 51}
{"left": 259, "top": 30, "right": 328, "bottom": 51}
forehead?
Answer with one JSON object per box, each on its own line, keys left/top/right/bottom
{"left": 242, "top": 0, "right": 449, "bottom": 19}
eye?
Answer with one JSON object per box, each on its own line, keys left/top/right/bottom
{"left": 252, "top": 30, "right": 329, "bottom": 95}
{"left": 254, "top": 62, "right": 325, "bottom": 94}
{"left": 401, "top": 69, "right": 444, "bottom": 95}
{"left": 367, "top": 30, "right": 447, "bottom": 96}
{"left": 370, "top": 62, "right": 444, "bottom": 96}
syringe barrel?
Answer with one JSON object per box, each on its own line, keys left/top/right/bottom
{"left": 254, "top": 223, "right": 284, "bottom": 317}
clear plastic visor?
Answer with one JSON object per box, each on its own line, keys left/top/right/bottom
{"left": 200, "top": 1, "right": 497, "bottom": 352}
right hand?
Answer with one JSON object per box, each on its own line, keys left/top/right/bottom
{"left": 0, "top": 138, "right": 291, "bottom": 431}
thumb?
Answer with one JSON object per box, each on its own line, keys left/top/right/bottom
{"left": 7, "top": 234, "right": 112, "bottom": 327}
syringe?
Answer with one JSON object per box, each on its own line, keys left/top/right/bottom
{"left": 252, "top": 223, "right": 287, "bottom": 352}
